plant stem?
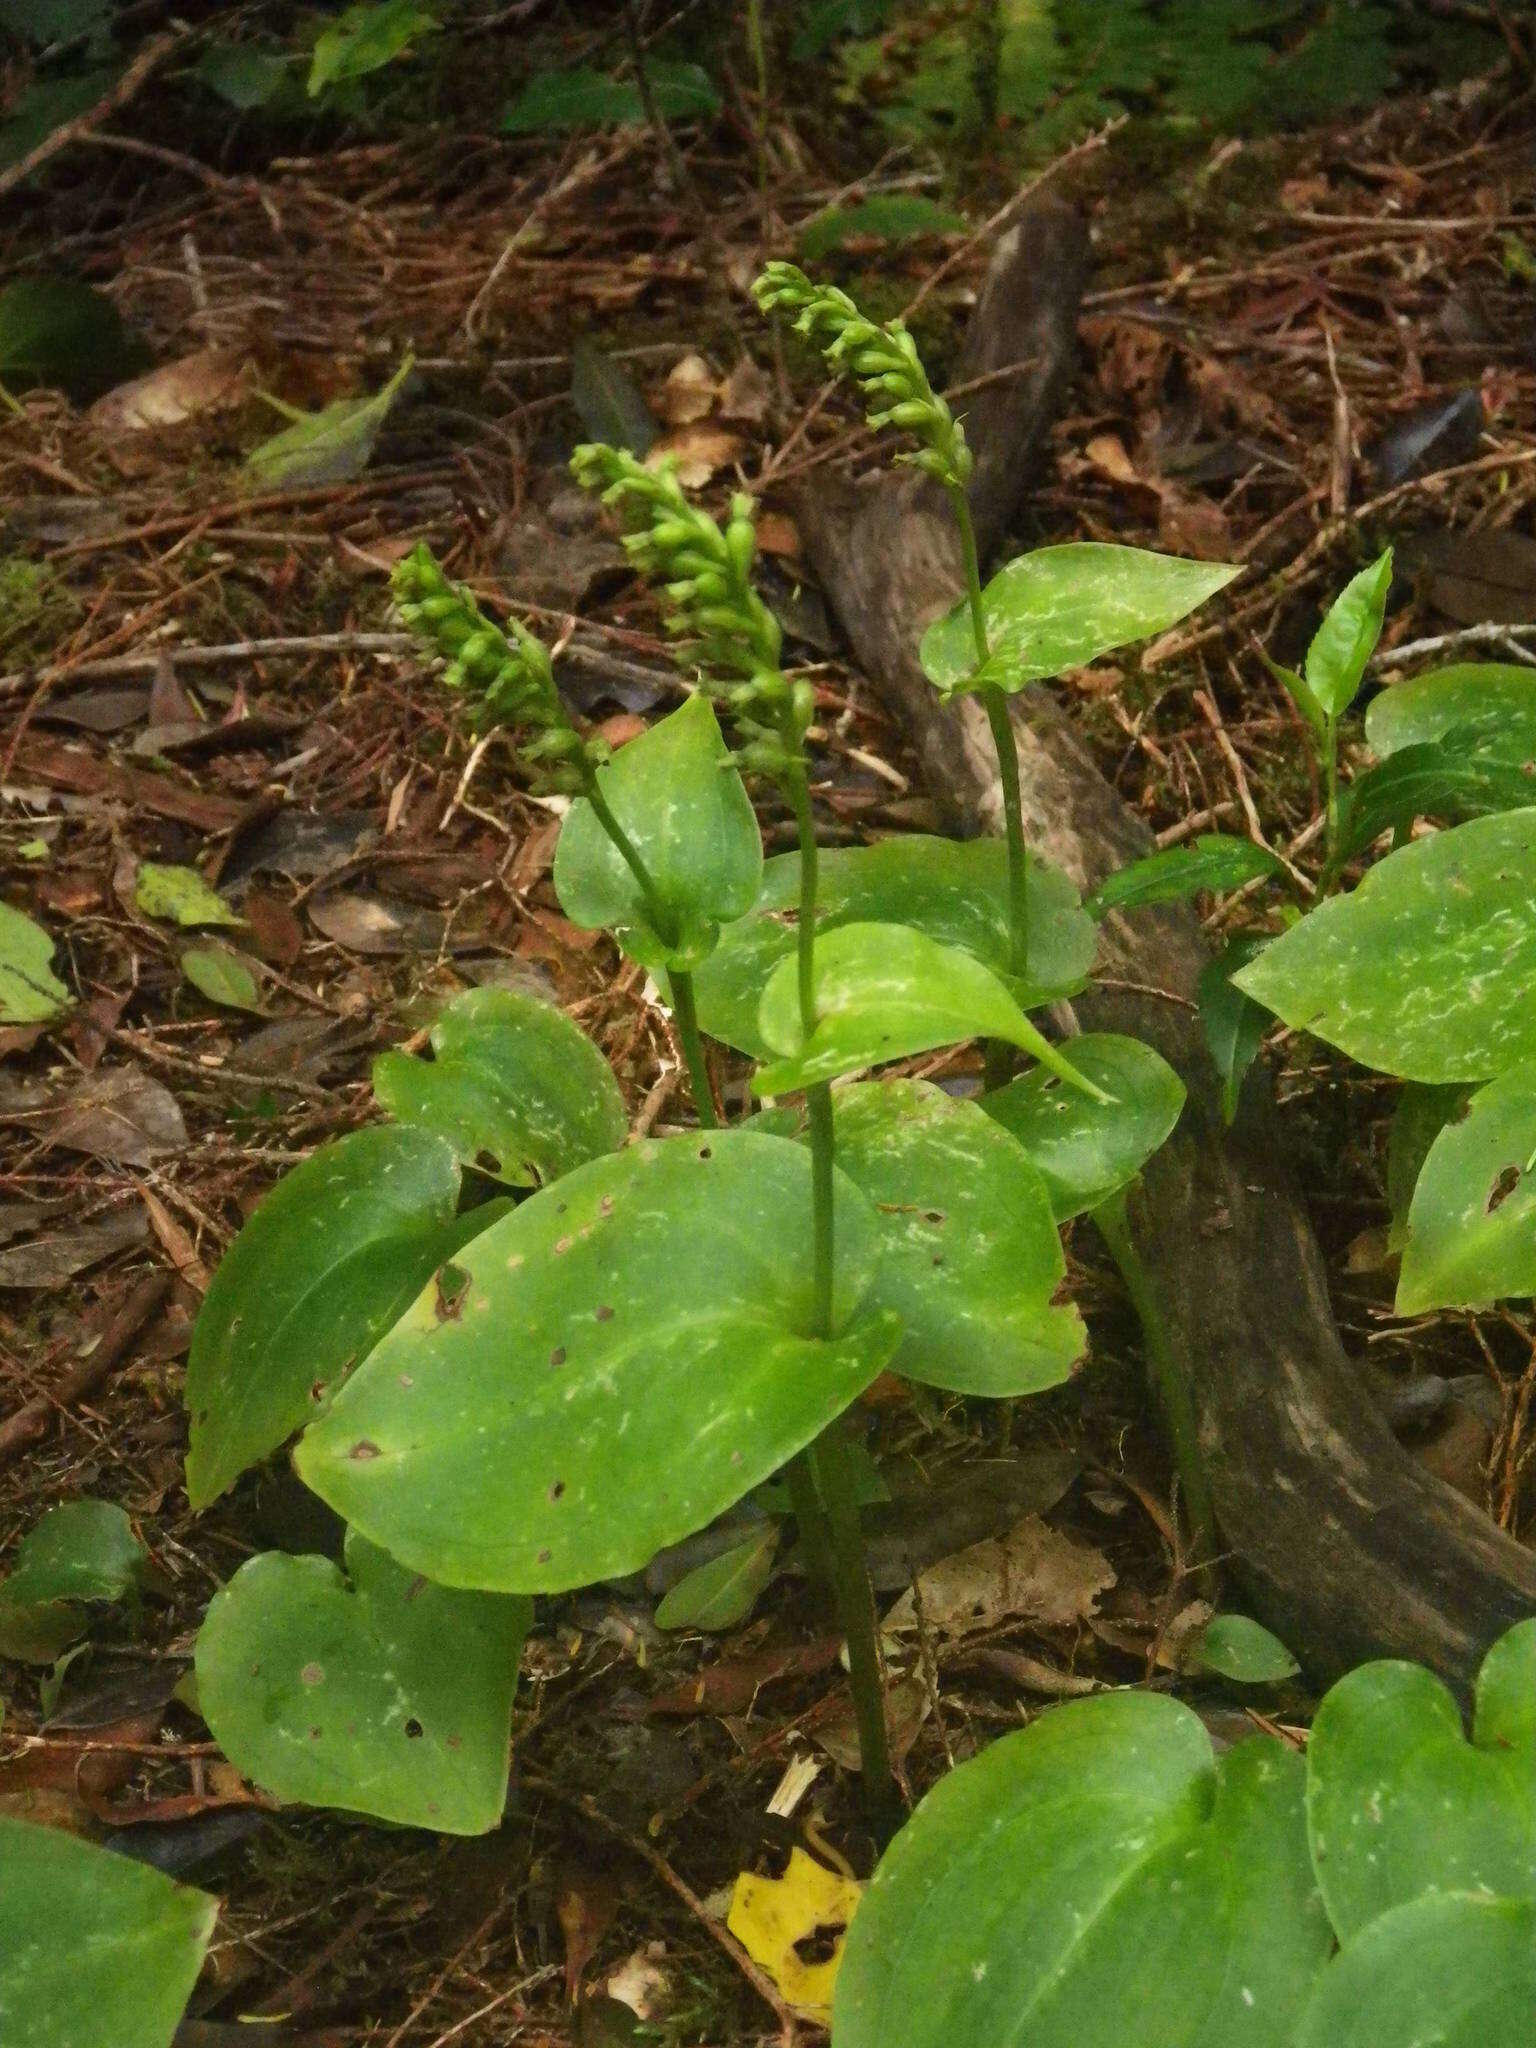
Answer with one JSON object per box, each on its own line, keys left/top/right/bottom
{"left": 1322, "top": 714, "right": 1340, "bottom": 877}
{"left": 1093, "top": 1187, "right": 1217, "bottom": 1580}
{"left": 667, "top": 969, "right": 717, "bottom": 1129}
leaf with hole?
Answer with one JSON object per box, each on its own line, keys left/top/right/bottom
{"left": 308, "top": 0, "right": 438, "bottom": 96}
{"left": 1295, "top": 1892, "right": 1536, "bottom": 2048}
{"left": 181, "top": 945, "right": 261, "bottom": 1012}
{"left": 694, "top": 837, "right": 1094, "bottom": 1058}
{"left": 1396, "top": 1068, "right": 1536, "bottom": 1311}
{"left": 1365, "top": 663, "right": 1536, "bottom": 763}
{"left": 196, "top": 1531, "right": 529, "bottom": 1833}
{"left": 654, "top": 1525, "right": 779, "bottom": 1632}
{"left": 1336, "top": 732, "right": 1536, "bottom": 860}
{"left": 1085, "top": 836, "right": 1284, "bottom": 919}
{"left": 553, "top": 696, "right": 762, "bottom": 972}
{"left": 1305, "top": 1619, "right": 1536, "bottom": 1942}
{"left": 0, "top": 1817, "right": 216, "bottom": 2048}
{"left": 245, "top": 355, "right": 412, "bottom": 490}
{"left": 0, "top": 902, "right": 69, "bottom": 1025}
{"left": 754, "top": 923, "right": 1103, "bottom": 1100}
{"left": 835, "top": 1692, "right": 1329, "bottom": 2048}
{"left": 0, "top": 1499, "right": 149, "bottom": 1664}
{"left": 185, "top": 1125, "right": 465, "bottom": 1506}
{"left": 982, "top": 1033, "right": 1185, "bottom": 1220}
{"left": 1302, "top": 549, "right": 1392, "bottom": 720}
{"left": 133, "top": 863, "right": 241, "bottom": 929}
{"left": 1183, "top": 1614, "right": 1299, "bottom": 1684}
{"left": 919, "top": 544, "right": 1238, "bottom": 696}
{"left": 373, "top": 986, "right": 627, "bottom": 1187}
{"left": 1232, "top": 810, "right": 1536, "bottom": 1083}
{"left": 296, "top": 1131, "right": 900, "bottom": 1592}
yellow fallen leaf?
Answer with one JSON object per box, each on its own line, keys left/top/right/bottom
{"left": 727, "top": 1846, "right": 863, "bottom": 2022}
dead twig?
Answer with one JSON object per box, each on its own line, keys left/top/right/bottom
{"left": 0, "top": 31, "right": 186, "bottom": 201}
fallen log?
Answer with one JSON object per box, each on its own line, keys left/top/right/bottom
{"left": 796, "top": 198, "right": 1536, "bottom": 1692}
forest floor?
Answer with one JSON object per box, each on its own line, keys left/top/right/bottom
{"left": 2, "top": 16, "right": 1535, "bottom": 2046}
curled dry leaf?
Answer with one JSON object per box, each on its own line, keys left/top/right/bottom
{"left": 655, "top": 351, "right": 718, "bottom": 425}
{"left": 645, "top": 423, "right": 743, "bottom": 490}
{"left": 88, "top": 347, "right": 253, "bottom": 436}
{"left": 880, "top": 1513, "right": 1115, "bottom": 1642}
{"left": 0, "top": 1064, "right": 187, "bottom": 1165}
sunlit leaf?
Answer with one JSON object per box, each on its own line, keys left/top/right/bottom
{"left": 133, "top": 863, "right": 241, "bottom": 928}
{"left": 0, "top": 901, "right": 69, "bottom": 1024}
{"left": 308, "top": 0, "right": 438, "bottom": 96}
{"left": 729, "top": 1847, "right": 863, "bottom": 2023}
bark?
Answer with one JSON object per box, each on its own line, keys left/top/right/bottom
{"left": 796, "top": 198, "right": 1536, "bottom": 1692}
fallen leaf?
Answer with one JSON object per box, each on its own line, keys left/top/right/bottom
{"left": 753, "top": 510, "right": 802, "bottom": 558}
{"left": 817, "top": 1673, "right": 929, "bottom": 1772}
{"left": 655, "top": 352, "right": 718, "bottom": 426}
{"left": 307, "top": 889, "right": 448, "bottom": 956}
{"left": 727, "top": 1848, "right": 862, "bottom": 2023}
{"left": 645, "top": 423, "right": 742, "bottom": 489}
{"left": 647, "top": 1637, "right": 842, "bottom": 1717}
{"left": 0, "top": 1206, "right": 148, "bottom": 1289}
{"left": 88, "top": 347, "right": 252, "bottom": 436}
{"left": 557, "top": 1860, "right": 621, "bottom": 2005}
{"left": 880, "top": 1513, "right": 1114, "bottom": 1641}
{"left": 241, "top": 890, "right": 305, "bottom": 969}
{"left": 719, "top": 357, "right": 772, "bottom": 425}
{"left": 245, "top": 355, "right": 412, "bottom": 491}
{"left": 0, "top": 903, "right": 70, "bottom": 1025}
{"left": 181, "top": 946, "right": 262, "bottom": 1012}
{"left": 0, "top": 1064, "right": 187, "bottom": 1165}
{"left": 133, "top": 862, "right": 242, "bottom": 929}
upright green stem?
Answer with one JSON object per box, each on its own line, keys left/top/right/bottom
{"left": 667, "top": 970, "right": 717, "bottom": 1129}
{"left": 810, "top": 1430, "right": 898, "bottom": 1835}
{"left": 1322, "top": 715, "right": 1341, "bottom": 878}
{"left": 1093, "top": 1187, "right": 1217, "bottom": 1580}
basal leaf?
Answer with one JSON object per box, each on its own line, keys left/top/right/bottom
{"left": 197, "top": 1532, "right": 529, "bottom": 1833}
{"left": 982, "top": 1033, "right": 1185, "bottom": 1219}
{"left": 797, "top": 194, "right": 962, "bottom": 262}
{"left": 919, "top": 544, "right": 1238, "bottom": 695}
{"left": 1084, "top": 836, "right": 1283, "bottom": 919}
{"left": 1296, "top": 1892, "right": 1536, "bottom": 2048}
{"left": 0, "top": 276, "right": 134, "bottom": 401}
{"left": 654, "top": 1525, "right": 778, "bottom": 1631}
{"left": 0, "top": 901, "right": 69, "bottom": 1024}
{"left": 295, "top": 1132, "right": 900, "bottom": 1592}
{"left": 1397, "top": 1068, "right": 1536, "bottom": 1311}
{"left": 502, "top": 59, "right": 718, "bottom": 134}
{"left": 1365, "top": 662, "right": 1536, "bottom": 763}
{"left": 1386, "top": 1080, "right": 1470, "bottom": 1253}
{"left": 569, "top": 337, "right": 658, "bottom": 454}
{"left": 1302, "top": 549, "right": 1392, "bottom": 720}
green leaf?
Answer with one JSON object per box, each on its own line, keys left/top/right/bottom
{"left": 1365, "top": 663, "right": 1536, "bottom": 763}
{"left": 1184, "top": 1614, "right": 1300, "bottom": 1684}
{"left": 982, "top": 1033, "right": 1185, "bottom": 1220}
{"left": 569, "top": 338, "right": 658, "bottom": 455}
{"left": 1386, "top": 1080, "right": 1470, "bottom": 1255}
{"left": 797, "top": 194, "right": 963, "bottom": 262}
{"left": 1264, "top": 653, "right": 1327, "bottom": 742}
{"left": 835, "top": 1693, "right": 1330, "bottom": 2048}
{"left": 0, "top": 901, "right": 69, "bottom": 1024}
{"left": 1295, "top": 1892, "right": 1536, "bottom": 2048}
{"left": 694, "top": 837, "right": 1095, "bottom": 1058}
{"left": 0, "top": 277, "right": 134, "bottom": 401}
{"left": 196, "top": 1531, "right": 528, "bottom": 1833}
{"left": 1084, "top": 836, "right": 1283, "bottom": 919}
{"left": 553, "top": 696, "right": 762, "bottom": 971}
{"left": 1396, "top": 1069, "right": 1536, "bottom": 1311}
{"left": 502, "top": 60, "right": 720, "bottom": 134}
{"left": 196, "top": 41, "right": 295, "bottom": 110}
{"left": 654, "top": 1525, "right": 779, "bottom": 1631}
{"left": 0, "top": 1500, "right": 149, "bottom": 1664}
{"left": 1305, "top": 1619, "right": 1536, "bottom": 1943}
{"left": 1198, "top": 934, "right": 1268, "bottom": 1125}
{"left": 295, "top": 1131, "right": 901, "bottom": 1592}
{"left": 0, "top": 1818, "right": 216, "bottom": 2048}
{"left": 308, "top": 0, "right": 438, "bottom": 96}
{"left": 1302, "top": 549, "right": 1393, "bottom": 720}
{"left": 919, "top": 544, "right": 1239, "bottom": 696}
{"left": 185, "top": 1126, "right": 463, "bottom": 1507}
{"left": 181, "top": 945, "right": 261, "bottom": 1012}
{"left": 1336, "top": 734, "right": 1536, "bottom": 860}
{"left": 373, "top": 986, "right": 627, "bottom": 1187}
{"left": 133, "top": 862, "right": 241, "bottom": 928}
{"left": 1232, "top": 810, "right": 1536, "bottom": 1084}
{"left": 245, "top": 355, "right": 411, "bottom": 491}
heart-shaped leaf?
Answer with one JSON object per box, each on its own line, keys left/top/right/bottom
{"left": 835, "top": 1692, "right": 1330, "bottom": 2048}
{"left": 693, "top": 837, "right": 1094, "bottom": 1057}
{"left": 1295, "top": 1892, "right": 1536, "bottom": 2048}
{"left": 373, "top": 986, "right": 627, "bottom": 1186}
{"left": 0, "top": 901, "right": 70, "bottom": 1025}
{"left": 0, "top": 1818, "right": 216, "bottom": 2048}
{"left": 1303, "top": 549, "right": 1392, "bottom": 720}
{"left": 753, "top": 923, "right": 1103, "bottom": 1100}
{"left": 1232, "top": 810, "right": 1536, "bottom": 1083}
{"left": 982, "top": 1034, "right": 1185, "bottom": 1219}
{"left": 654, "top": 1524, "right": 779, "bottom": 1631}
{"left": 1305, "top": 1618, "right": 1536, "bottom": 1943}
{"left": 553, "top": 696, "right": 762, "bottom": 972}
{"left": 1084, "top": 837, "right": 1284, "bottom": 919}
{"left": 1365, "top": 662, "right": 1536, "bottom": 763}
{"left": 920, "top": 544, "right": 1239, "bottom": 695}
{"left": 1336, "top": 734, "right": 1536, "bottom": 861}
{"left": 196, "top": 1532, "right": 529, "bottom": 1833}
{"left": 1397, "top": 1068, "right": 1536, "bottom": 1310}
{"left": 1198, "top": 935, "right": 1269, "bottom": 1125}
{"left": 0, "top": 1499, "right": 149, "bottom": 1664}
{"left": 296, "top": 1131, "right": 901, "bottom": 1592}
{"left": 185, "top": 1126, "right": 464, "bottom": 1506}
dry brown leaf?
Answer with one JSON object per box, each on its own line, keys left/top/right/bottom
{"left": 646, "top": 424, "right": 742, "bottom": 489}
{"left": 1156, "top": 485, "right": 1234, "bottom": 562}
{"left": 754, "top": 510, "right": 802, "bottom": 559}
{"left": 881, "top": 1513, "right": 1115, "bottom": 1641}
{"left": 655, "top": 352, "right": 719, "bottom": 426}
{"left": 719, "top": 357, "right": 772, "bottom": 425}
{"left": 0, "top": 1065, "right": 187, "bottom": 1165}
{"left": 89, "top": 348, "right": 252, "bottom": 437}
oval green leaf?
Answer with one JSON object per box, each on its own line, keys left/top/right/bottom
{"left": 181, "top": 944, "right": 261, "bottom": 1012}
{"left": 693, "top": 836, "right": 1095, "bottom": 1058}
{"left": 1084, "top": 836, "right": 1284, "bottom": 919}
{"left": 920, "top": 544, "right": 1239, "bottom": 695}
{"left": 654, "top": 1524, "right": 779, "bottom": 1632}
{"left": 1185, "top": 1613, "right": 1300, "bottom": 1684}
{"left": 373, "top": 986, "right": 627, "bottom": 1186}
{"left": 1305, "top": 1619, "right": 1536, "bottom": 1943}
{"left": 553, "top": 695, "right": 762, "bottom": 972}
{"left": 983, "top": 1033, "right": 1185, "bottom": 1220}
{"left": 185, "top": 1126, "right": 463, "bottom": 1507}
{"left": 1231, "top": 810, "right": 1536, "bottom": 1083}
{"left": 1397, "top": 1069, "right": 1536, "bottom": 1311}
{"left": 754, "top": 922, "right": 1104, "bottom": 1100}
{"left": 1365, "top": 663, "right": 1536, "bottom": 762}
{"left": 1296, "top": 1893, "right": 1536, "bottom": 2048}
{"left": 0, "top": 1499, "right": 149, "bottom": 1664}
{"left": 295, "top": 1131, "right": 901, "bottom": 1593}
{"left": 835, "top": 1693, "right": 1330, "bottom": 2048}
{"left": 196, "top": 1532, "right": 529, "bottom": 1834}
{"left": 1302, "top": 548, "right": 1392, "bottom": 720}
{"left": 0, "top": 1818, "right": 216, "bottom": 2048}
{"left": 0, "top": 901, "right": 70, "bottom": 1025}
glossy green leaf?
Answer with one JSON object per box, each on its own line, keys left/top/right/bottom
{"left": 694, "top": 837, "right": 1094, "bottom": 1058}
{"left": 1232, "top": 810, "right": 1536, "bottom": 1083}
{"left": 754, "top": 922, "right": 1104, "bottom": 1100}
{"left": 1305, "top": 1619, "right": 1536, "bottom": 1944}
{"left": 245, "top": 355, "right": 411, "bottom": 490}
{"left": 654, "top": 1525, "right": 779, "bottom": 1632}
{"left": 797, "top": 194, "right": 962, "bottom": 261}
{"left": 553, "top": 696, "right": 762, "bottom": 972}
{"left": 0, "top": 277, "right": 134, "bottom": 401}
{"left": 1198, "top": 935, "right": 1268, "bottom": 1125}
{"left": 919, "top": 544, "right": 1239, "bottom": 696}
{"left": 0, "top": 901, "right": 69, "bottom": 1024}
{"left": 0, "top": 1500, "right": 149, "bottom": 1664}
{"left": 501, "top": 59, "right": 719, "bottom": 134}
{"left": 1085, "top": 836, "right": 1284, "bottom": 919}
{"left": 1365, "top": 662, "right": 1536, "bottom": 762}
{"left": 835, "top": 1693, "right": 1330, "bottom": 2048}
{"left": 296, "top": 1131, "right": 901, "bottom": 1593}
{"left": 196, "top": 1531, "right": 528, "bottom": 1833}
{"left": 982, "top": 1034, "right": 1185, "bottom": 1220}
{"left": 1295, "top": 1892, "right": 1536, "bottom": 2048}
{"left": 0, "top": 1818, "right": 216, "bottom": 2048}
{"left": 181, "top": 945, "right": 261, "bottom": 1012}
{"left": 308, "top": 0, "right": 438, "bottom": 95}
{"left": 185, "top": 1126, "right": 463, "bottom": 1506}
{"left": 133, "top": 862, "right": 241, "bottom": 928}
{"left": 373, "top": 986, "right": 627, "bottom": 1187}
{"left": 1386, "top": 1080, "right": 1469, "bottom": 1252}
{"left": 1185, "top": 1614, "right": 1300, "bottom": 1684}
{"left": 1303, "top": 549, "right": 1392, "bottom": 719}
{"left": 1397, "top": 1069, "right": 1536, "bottom": 1311}
{"left": 1336, "top": 733, "right": 1536, "bottom": 860}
